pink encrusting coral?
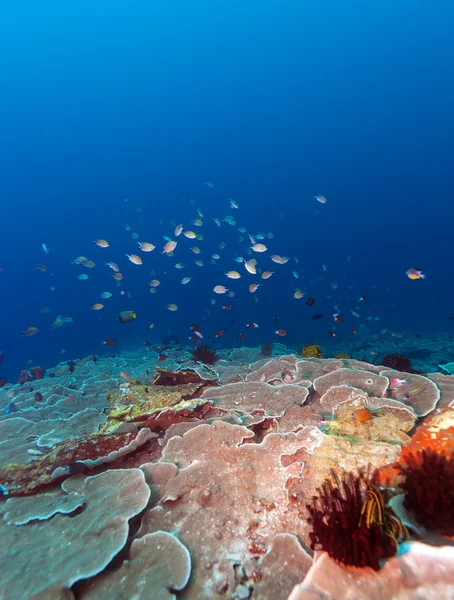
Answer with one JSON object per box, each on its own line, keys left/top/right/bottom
{"left": 245, "top": 355, "right": 301, "bottom": 383}
{"left": 426, "top": 372, "right": 454, "bottom": 411}
{"left": 138, "top": 420, "right": 324, "bottom": 599}
{"left": 0, "top": 349, "right": 451, "bottom": 598}
{"left": 81, "top": 531, "right": 192, "bottom": 599}
{"left": 313, "top": 368, "right": 390, "bottom": 397}
{"left": 319, "top": 384, "right": 370, "bottom": 416}
{"left": 199, "top": 380, "right": 310, "bottom": 417}
{"left": 380, "top": 369, "right": 440, "bottom": 416}
{"left": 288, "top": 542, "right": 454, "bottom": 600}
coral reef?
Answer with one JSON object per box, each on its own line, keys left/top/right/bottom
{"left": 0, "top": 348, "right": 452, "bottom": 598}
{"left": 138, "top": 420, "right": 323, "bottom": 598}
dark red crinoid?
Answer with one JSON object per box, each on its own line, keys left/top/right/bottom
{"left": 381, "top": 353, "right": 412, "bottom": 373}
{"left": 261, "top": 341, "right": 273, "bottom": 356}
{"left": 190, "top": 345, "right": 218, "bottom": 365}
{"left": 306, "top": 469, "right": 405, "bottom": 570}
{"left": 399, "top": 449, "right": 454, "bottom": 537}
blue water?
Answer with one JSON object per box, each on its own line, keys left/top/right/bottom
{"left": 1, "top": 0, "right": 454, "bottom": 381}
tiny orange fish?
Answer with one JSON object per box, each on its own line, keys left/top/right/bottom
{"left": 355, "top": 408, "right": 373, "bottom": 423}
{"left": 120, "top": 371, "right": 131, "bottom": 381}
{"left": 216, "top": 328, "right": 226, "bottom": 338}
{"left": 239, "top": 332, "right": 246, "bottom": 340}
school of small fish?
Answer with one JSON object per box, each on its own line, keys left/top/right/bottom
{"left": 16, "top": 190, "right": 427, "bottom": 359}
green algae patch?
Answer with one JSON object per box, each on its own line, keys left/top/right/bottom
{"left": 101, "top": 382, "right": 204, "bottom": 434}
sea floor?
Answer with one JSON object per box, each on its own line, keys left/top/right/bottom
{"left": 0, "top": 342, "right": 453, "bottom": 599}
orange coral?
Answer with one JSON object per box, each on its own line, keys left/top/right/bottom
{"left": 401, "top": 409, "right": 454, "bottom": 463}
{"left": 374, "top": 407, "right": 454, "bottom": 487}
{"left": 301, "top": 343, "right": 322, "bottom": 359}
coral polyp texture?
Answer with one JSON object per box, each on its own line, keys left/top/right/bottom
{"left": 0, "top": 348, "right": 453, "bottom": 599}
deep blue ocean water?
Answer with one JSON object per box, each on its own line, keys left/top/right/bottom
{"left": 1, "top": 0, "right": 454, "bottom": 381}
